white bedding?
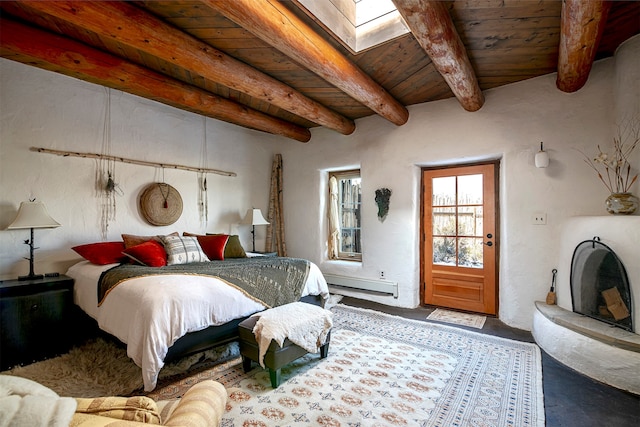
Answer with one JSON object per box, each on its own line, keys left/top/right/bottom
{"left": 66, "top": 260, "right": 329, "bottom": 391}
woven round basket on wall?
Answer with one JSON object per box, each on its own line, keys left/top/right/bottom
{"left": 139, "top": 183, "right": 183, "bottom": 226}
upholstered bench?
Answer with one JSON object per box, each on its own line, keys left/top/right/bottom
{"left": 238, "top": 302, "right": 332, "bottom": 388}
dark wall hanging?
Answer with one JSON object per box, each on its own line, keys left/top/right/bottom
{"left": 375, "top": 188, "right": 392, "bottom": 222}
{"left": 139, "top": 182, "right": 183, "bottom": 226}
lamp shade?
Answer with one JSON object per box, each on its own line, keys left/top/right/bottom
{"left": 534, "top": 141, "right": 550, "bottom": 168}
{"left": 535, "top": 151, "right": 550, "bottom": 168}
{"left": 7, "top": 201, "right": 61, "bottom": 230}
{"left": 242, "top": 208, "right": 269, "bottom": 226}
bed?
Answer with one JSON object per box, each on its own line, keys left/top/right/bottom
{"left": 66, "top": 256, "right": 329, "bottom": 391}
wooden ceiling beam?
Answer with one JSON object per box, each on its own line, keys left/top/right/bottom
{"left": 0, "top": 18, "right": 311, "bottom": 142}
{"left": 8, "top": 0, "right": 355, "bottom": 135}
{"left": 204, "top": 0, "right": 409, "bottom": 126}
{"left": 392, "top": 0, "right": 484, "bottom": 112}
{"left": 556, "top": 0, "right": 612, "bottom": 93}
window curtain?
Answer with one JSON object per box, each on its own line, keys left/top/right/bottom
{"left": 328, "top": 176, "right": 340, "bottom": 259}
{"left": 265, "top": 154, "right": 286, "bottom": 256}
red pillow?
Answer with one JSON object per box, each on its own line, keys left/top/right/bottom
{"left": 122, "top": 240, "right": 167, "bottom": 267}
{"left": 195, "top": 234, "right": 229, "bottom": 261}
{"left": 72, "top": 242, "right": 128, "bottom": 265}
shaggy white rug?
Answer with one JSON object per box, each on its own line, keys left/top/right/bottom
{"left": 1, "top": 338, "right": 239, "bottom": 398}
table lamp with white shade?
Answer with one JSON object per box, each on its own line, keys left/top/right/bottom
{"left": 6, "top": 200, "right": 61, "bottom": 280}
{"left": 242, "top": 208, "right": 269, "bottom": 253}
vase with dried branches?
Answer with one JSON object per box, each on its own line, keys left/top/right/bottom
{"left": 583, "top": 120, "right": 639, "bottom": 214}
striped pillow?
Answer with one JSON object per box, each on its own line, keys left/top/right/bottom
{"left": 74, "top": 396, "right": 161, "bottom": 424}
{"left": 162, "top": 380, "right": 227, "bottom": 426}
{"left": 161, "top": 235, "right": 209, "bottom": 265}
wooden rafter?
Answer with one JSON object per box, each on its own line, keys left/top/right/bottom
{"left": 1, "top": 0, "right": 635, "bottom": 141}
{"left": 392, "top": 0, "right": 484, "bottom": 112}
{"left": 0, "top": 18, "right": 311, "bottom": 142}
{"left": 557, "top": 0, "right": 612, "bottom": 93}
{"left": 206, "top": 0, "right": 410, "bottom": 126}
{"left": 8, "top": 0, "right": 356, "bottom": 136}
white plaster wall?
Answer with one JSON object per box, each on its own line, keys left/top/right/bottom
{"left": 0, "top": 59, "right": 279, "bottom": 279}
{"left": 280, "top": 47, "right": 638, "bottom": 330}
{"left": 614, "top": 34, "right": 640, "bottom": 177}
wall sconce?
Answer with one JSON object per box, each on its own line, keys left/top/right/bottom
{"left": 535, "top": 142, "right": 550, "bottom": 168}
{"left": 6, "top": 200, "right": 61, "bottom": 280}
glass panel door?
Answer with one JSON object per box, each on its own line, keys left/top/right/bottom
{"left": 422, "top": 163, "right": 497, "bottom": 315}
{"left": 432, "top": 174, "right": 484, "bottom": 268}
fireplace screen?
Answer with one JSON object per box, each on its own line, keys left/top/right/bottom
{"left": 570, "top": 237, "right": 633, "bottom": 332}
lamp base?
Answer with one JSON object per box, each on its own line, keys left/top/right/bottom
{"left": 18, "top": 274, "right": 44, "bottom": 281}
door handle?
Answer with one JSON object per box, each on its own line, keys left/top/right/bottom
{"left": 486, "top": 233, "right": 493, "bottom": 238}
{"left": 484, "top": 241, "right": 493, "bottom": 246}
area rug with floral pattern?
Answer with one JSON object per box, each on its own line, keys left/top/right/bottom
{"left": 215, "top": 304, "right": 543, "bottom": 426}
{"left": 4, "top": 303, "right": 544, "bottom": 426}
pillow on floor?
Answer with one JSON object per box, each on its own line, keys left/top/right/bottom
{"left": 74, "top": 396, "right": 161, "bottom": 424}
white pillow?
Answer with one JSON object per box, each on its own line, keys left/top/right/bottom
{"left": 160, "top": 235, "right": 209, "bottom": 265}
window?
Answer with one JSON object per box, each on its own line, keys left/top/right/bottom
{"left": 328, "top": 170, "right": 362, "bottom": 261}
{"left": 296, "top": 0, "right": 408, "bottom": 53}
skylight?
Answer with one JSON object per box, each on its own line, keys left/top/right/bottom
{"left": 296, "top": 0, "right": 409, "bottom": 53}
{"left": 355, "top": 0, "right": 396, "bottom": 26}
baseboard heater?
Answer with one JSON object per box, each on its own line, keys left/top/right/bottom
{"left": 324, "top": 274, "right": 398, "bottom": 298}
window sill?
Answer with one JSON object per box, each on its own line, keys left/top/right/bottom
{"left": 325, "top": 258, "right": 362, "bottom": 265}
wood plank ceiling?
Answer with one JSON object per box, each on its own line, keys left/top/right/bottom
{"left": 1, "top": 1, "right": 638, "bottom": 143}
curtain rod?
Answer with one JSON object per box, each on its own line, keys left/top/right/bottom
{"left": 30, "top": 147, "right": 236, "bottom": 177}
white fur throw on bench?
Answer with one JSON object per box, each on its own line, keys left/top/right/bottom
{"left": 251, "top": 302, "right": 333, "bottom": 367}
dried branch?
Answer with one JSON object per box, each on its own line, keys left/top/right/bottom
{"left": 582, "top": 119, "right": 639, "bottom": 193}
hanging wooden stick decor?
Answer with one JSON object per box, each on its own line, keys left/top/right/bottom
{"left": 30, "top": 147, "right": 236, "bottom": 177}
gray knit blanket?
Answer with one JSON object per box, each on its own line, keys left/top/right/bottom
{"left": 98, "top": 257, "right": 310, "bottom": 308}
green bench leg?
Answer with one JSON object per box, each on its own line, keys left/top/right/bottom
{"left": 320, "top": 342, "right": 330, "bottom": 358}
{"left": 269, "top": 368, "right": 281, "bottom": 388}
{"left": 242, "top": 355, "right": 252, "bottom": 372}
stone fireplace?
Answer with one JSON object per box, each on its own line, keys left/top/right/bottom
{"left": 532, "top": 216, "right": 640, "bottom": 395}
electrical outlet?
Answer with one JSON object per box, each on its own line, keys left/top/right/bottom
{"left": 379, "top": 271, "right": 385, "bottom": 279}
{"left": 532, "top": 212, "right": 547, "bottom": 225}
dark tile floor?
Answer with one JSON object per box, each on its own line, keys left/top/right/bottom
{"left": 339, "top": 296, "right": 640, "bottom": 427}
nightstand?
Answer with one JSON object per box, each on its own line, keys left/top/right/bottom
{"left": 0, "top": 275, "right": 75, "bottom": 370}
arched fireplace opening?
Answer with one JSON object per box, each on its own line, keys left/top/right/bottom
{"left": 570, "top": 237, "right": 633, "bottom": 332}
